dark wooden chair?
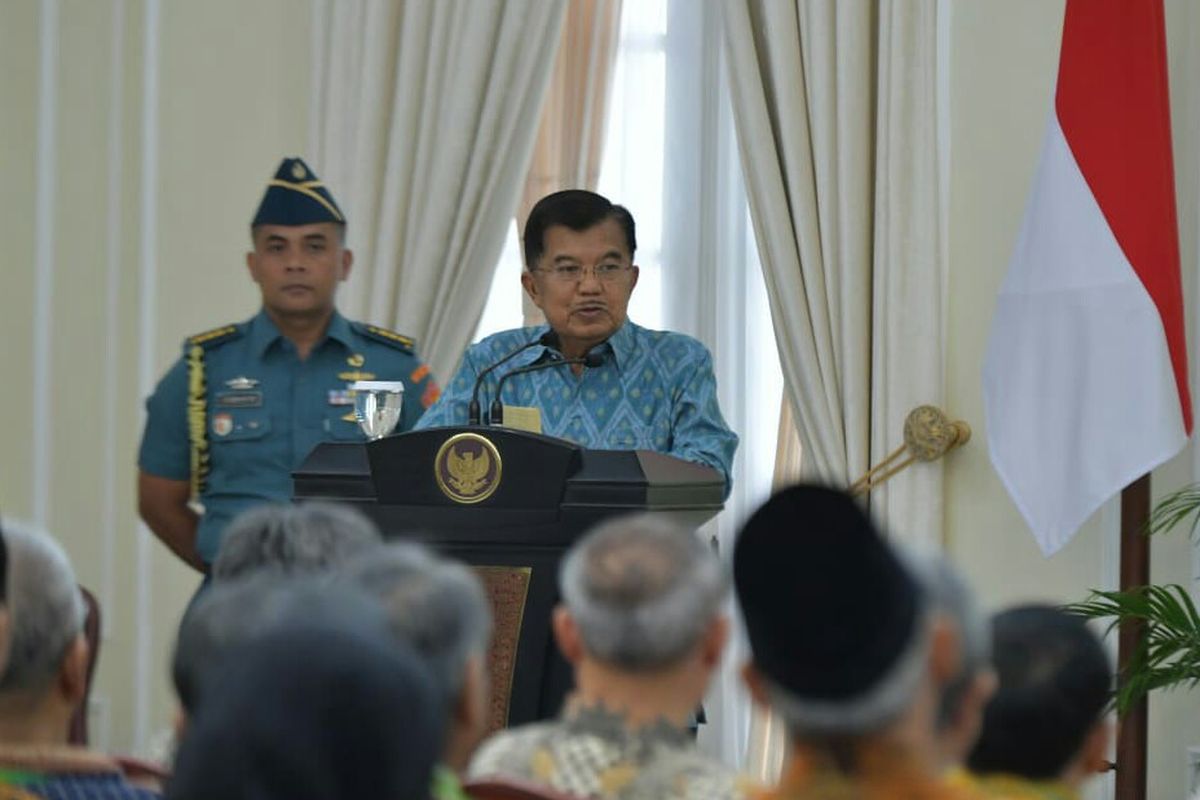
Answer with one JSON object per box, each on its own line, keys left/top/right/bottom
{"left": 464, "top": 777, "right": 587, "bottom": 800}
{"left": 68, "top": 585, "right": 101, "bottom": 746}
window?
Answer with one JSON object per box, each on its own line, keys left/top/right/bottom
{"left": 474, "top": 0, "right": 669, "bottom": 339}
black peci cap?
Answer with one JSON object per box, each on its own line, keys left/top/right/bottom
{"left": 734, "top": 484, "right": 921, "bottom": 703}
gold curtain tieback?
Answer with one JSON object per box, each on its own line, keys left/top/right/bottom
{"left": 849, "top": 405, "right": 970, "bottom": 496}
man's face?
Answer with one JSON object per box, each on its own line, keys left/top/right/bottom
{"left": 521, "top": 218, "right": 639, "bottom": 359}
{"left": 246, "top": 223, "right": 352, "bottom": 320}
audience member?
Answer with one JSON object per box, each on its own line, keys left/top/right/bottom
{"left": 734, "top": 484, "right": 972, "bottom": 799}
{"left": 0, "top": 521, "right": 158, "bottom": 799}
{"left": 172, "top": 576, "right": 315, "bottom": 723}
{"left": 341, "top": 542, "right": 491, "bottom": 796}
{"left": 166, "top": 617, "right": 442, "bottom": 800}
{"left": 468, "top": 513, "right": 746, "bottom": 800}
{"left": 210, "top": 500, "right": 381, "bottom": 582}
{"left": 964, "top": 605, "right": 1111, "bottom": 799}
{"left": 904, "top": 551, "right": 997, "bottom": 772}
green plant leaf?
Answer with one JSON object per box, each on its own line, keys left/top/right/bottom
{"left": 1147, "top": 485, "right": 1200, "bottom": 538}
{"left": 1067, "top": 584, "right": 1200, "bottom": 712}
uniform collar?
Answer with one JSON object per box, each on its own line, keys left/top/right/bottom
{"left": 249, "top": 308, "right": 354, "bottom": 358}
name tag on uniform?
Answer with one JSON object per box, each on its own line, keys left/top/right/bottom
{"left": 215, "top": 391, "right": 263, "bottom": 408}
{"left": 328, "top": 389, "right": 356, "bottom": 406}
{"left": 501, "top": 405, "right": 542, "bottom": 434}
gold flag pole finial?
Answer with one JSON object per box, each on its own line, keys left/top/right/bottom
{"left": 848, "top": 405, "right": 971, "bottom": 496}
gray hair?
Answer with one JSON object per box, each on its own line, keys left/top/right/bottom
{"left": 904, "top": 549, "right": 991, "bottom": 730}
{"left": 340, "top": 543, "right": 491, "bottom": 710}
{"left": 559, "top": 514, "right": 728, "bottom": 671}
{"left": 0, "top": 520, "right": 84, "bottom": 697}
{"left": 173, "top": 575, "right": 386, "bottom": 713}
{"left": 212, "top": 501, "right": 382, "bottom": 582}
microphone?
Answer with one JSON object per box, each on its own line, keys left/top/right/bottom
{"left": 467, "top": 332, "right": 555, "bottom": 425}
{"left": 489, "top": 351, "right": 604, "bottom": 426}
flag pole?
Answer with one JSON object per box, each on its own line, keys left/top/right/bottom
{"left": 1116, "top": 474, "right": 1150, "bottom": 800}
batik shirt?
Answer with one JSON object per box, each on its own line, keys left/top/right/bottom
{"left": 0, "top": 745, "right": 160, "bottom": 800}
{"left": 416, "top": 321, "right": 738, "bottom": 494}
{"left": 467, "top": 704, "right": 752, "bottom": 800}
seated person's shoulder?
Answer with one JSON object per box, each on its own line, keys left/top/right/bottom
{"left": 636, "top": 745, "right": 752, "bottom": 800}
{"left": 466, "top": 722, "right": 561, "bottom": 779}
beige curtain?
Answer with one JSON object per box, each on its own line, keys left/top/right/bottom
{"left": 722, "top": 0, "right": 947, "bottom": 547}
{"left": 725, "top": 2, "right": 946, "bottom": 779}
{"left": 309, "top": 0, "right": 568, "bottom": 381}
{"left": 744, "top": 395, "right": 803, "bottom": 782}
{"left": 519, "top": 0, "right": 624, "bottom": 326}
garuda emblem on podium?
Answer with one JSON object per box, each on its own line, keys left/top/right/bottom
{"left": 435, "top": 432, "right": 503, "bottom": 504}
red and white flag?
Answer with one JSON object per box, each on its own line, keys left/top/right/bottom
{"left": 983, "top": 0, "right": 1191, "bottom": 556}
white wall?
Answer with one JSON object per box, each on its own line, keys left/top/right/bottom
{"left": 0, "top": 0, "right": 310, "bottom": 754}
{"left": 945, "top": 2, "right": 1200, "bottom": 797}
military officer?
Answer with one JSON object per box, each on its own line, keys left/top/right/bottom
{"left": 138, "top": 157, "right": 439, "bottom": 573}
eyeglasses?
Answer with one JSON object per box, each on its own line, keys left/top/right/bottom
{"left": 534, "top": 263, "right": 634, "bottom": 284}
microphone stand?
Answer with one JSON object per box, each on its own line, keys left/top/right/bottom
{"left": 489, "top": 352, "right": 604, "bottom": 426}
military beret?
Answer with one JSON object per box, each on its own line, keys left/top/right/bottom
{"left": 734, "top": 484, "right": 921, "bottom": 703}
{"left": 251, "top": 157, "right": 345, "bottom": 227}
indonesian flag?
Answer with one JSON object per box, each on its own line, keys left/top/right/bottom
{"left": 983, "top": 0, "right": 1191, "bottom": 556}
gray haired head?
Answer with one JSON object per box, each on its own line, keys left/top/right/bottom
{"left": 904, "top": 549, "right": 991, "bottom": 730}
{"left": 173, "top": 575, "right": 387, "bottom": 714}
{"left": 0, "top": 520, "right": 85, "bottom": 697}
{"left": 559, "top": 514, "right": 728, "bottom": 671}
{"left": 340, "top": 542, "right": 491, "bottom": 711}
{"left": 212, "top": 501, "right": 382, "bottom": 582}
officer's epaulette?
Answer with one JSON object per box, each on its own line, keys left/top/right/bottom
{"left": 354, "top": 322, "right": 415, "bottom": 354}
{"left": 186, "top": 324, "right": 242, "bottom": 349}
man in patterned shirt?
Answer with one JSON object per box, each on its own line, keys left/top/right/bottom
{"left": 0, "top": 522, "right": 157, "bottom": 800}
{"left": 467, "top": 514, "right": 750, "bottom": 800}
{"left": 416, "top": 190, "right": 738, "bottom": 495}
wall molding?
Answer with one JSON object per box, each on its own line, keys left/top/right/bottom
{"left": 101, "top": 0, "right": 126, "bottom": 648}
{"left": 134, "top": 0, "right": 161, "bottom": 753}
{"left": 33, "top": 0, "right": 59, "bottom": 529}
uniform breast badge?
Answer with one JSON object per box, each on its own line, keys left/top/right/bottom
{"left": 212, "top": 412, "right": 233, "bottom": 437}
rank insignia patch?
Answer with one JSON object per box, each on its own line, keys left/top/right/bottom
{"left": 225, "top": 376, "right": 259, "bottom": 390}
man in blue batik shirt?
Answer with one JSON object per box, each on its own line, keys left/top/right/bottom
{"left": 417, "top": 190, "right": 737, "bottom": 494}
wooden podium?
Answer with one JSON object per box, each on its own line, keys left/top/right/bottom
{"left": 292, "top": 427, "right": 724, "bottom": 729}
